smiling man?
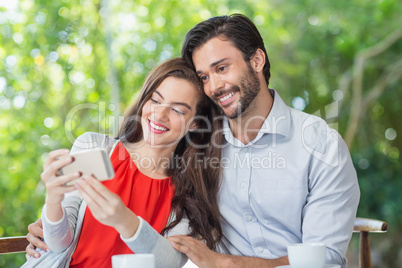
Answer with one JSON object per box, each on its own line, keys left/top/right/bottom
{"left": 168, "top": 14, "right": 360, "bottom": 268}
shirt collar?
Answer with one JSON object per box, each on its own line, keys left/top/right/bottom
{"left": 259, "top": 89, "right": 291, "bottom": 136}
{"left": 222, "top": 89, "right": 291, "bottom": 144}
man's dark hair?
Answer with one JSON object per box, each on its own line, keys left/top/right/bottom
{"left": 181, "top": 13, "right": 271, "bottom": 85}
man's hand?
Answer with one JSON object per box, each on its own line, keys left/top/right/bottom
{"left": 168, "top": 235, "right": 289, "bottom": 268}
{"left": 168, "top": 235, "right": 227, "bottom": 268}
{"left": 25, "top": 219, "right": 50, "bottom": 259}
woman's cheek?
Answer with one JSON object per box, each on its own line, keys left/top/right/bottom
{"left": 142, "top": 102, "right": 151, "bottom": 117}
{"left": 175, "top": 116, "right": 192, "bottom": 136}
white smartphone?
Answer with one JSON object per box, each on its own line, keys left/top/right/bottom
{"left": 58, "top": 148, "right": 115, "bottom": 185}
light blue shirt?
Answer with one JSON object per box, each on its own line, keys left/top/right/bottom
{"left": 216, "top": 89, "right": 360, "bottom": 267}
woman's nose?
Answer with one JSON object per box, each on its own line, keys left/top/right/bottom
{"left": 152, "top": 104, "right": 169, "bottom": 122}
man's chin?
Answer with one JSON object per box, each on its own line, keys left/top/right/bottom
{"left": 222, "top": 106, "right": 243, "bottom": 119}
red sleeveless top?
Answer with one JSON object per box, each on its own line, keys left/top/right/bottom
{"left": 69, "top": 141, "right": 175, "bottom": 267}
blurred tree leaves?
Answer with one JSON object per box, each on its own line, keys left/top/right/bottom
{"left": 1, "top": 0, "right": 401, "bottom": 267}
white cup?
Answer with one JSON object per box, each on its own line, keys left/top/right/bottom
{"left": 111, "top": 254, "right": 155, "bottom": 268}
{"left": 287, "top": 243, "right": 326, "bottom": 268}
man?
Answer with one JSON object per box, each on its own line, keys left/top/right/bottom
{"left": 168, "top": 14, "right": 359, "bottom": 268}
{"left": 26, "top": 14, "right": 359, "bottom": 268}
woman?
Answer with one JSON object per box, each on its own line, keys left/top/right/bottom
{"left": 22, "top": 58, "right": 223, "bottom": 268}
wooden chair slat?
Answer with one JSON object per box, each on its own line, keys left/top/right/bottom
{"left": 0, "top": 236, "right": 29, "bottom": 254}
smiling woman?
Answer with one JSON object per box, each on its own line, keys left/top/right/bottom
{"left": 21, "top": 58, "right": 223, "bottom": 268}
{"left": 140, "top": 77, "right": 200, "bottom": 147}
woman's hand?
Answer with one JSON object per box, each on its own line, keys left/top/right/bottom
{"left": 41, "top": 149, "right": 81, "bottom": 221}
{"left": 76, "top": 175, "right": 140, "bottom": 238}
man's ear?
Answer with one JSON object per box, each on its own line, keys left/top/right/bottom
{"left": 250, "top": 48, "right": 265, "bottom": 73}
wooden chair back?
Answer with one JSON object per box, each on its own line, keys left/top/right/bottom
{"left": 0, "top": 236, "right": 29, "bottom": 255}
{"left": 353, "top": 217, "right": 388, "bottom": 268}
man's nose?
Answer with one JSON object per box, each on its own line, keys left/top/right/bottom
{"left": 209, "top": 74, "right": 224, "bottom": 97}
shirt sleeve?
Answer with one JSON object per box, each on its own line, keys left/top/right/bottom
{"left": 69, "top": 132, "right": 115, "bottom": 153}
{"left": 302, "top": 127, "right": 360, "bottom": 267}
{"left": 121, "top": 217, "right": 189, "bottom": 268}
{"left": 42, "top": 195, "right": 83, "bottom": 253}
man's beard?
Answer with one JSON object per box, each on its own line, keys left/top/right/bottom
{"left": 213, "top": 64, "right": 260, "bottom": 119}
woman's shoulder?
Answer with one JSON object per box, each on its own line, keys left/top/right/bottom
{"left": 70, "top": 132, "right": 117, "bottom": 153}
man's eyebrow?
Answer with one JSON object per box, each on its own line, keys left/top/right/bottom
{"left": 154, "top": 90, "right": 191, "bottom": 110}
{"left": 196, "top": 58, "right": 228, "bottom": 75}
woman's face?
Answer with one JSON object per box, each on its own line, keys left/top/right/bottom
{"left": 141, "top": 76, "right": 200, "bottom": 148}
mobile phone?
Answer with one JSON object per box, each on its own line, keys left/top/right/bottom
{"left": 58, "top": 148, "right": 115, "bottom": 185}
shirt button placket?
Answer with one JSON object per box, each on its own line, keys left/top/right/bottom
{"left": 239, "top": 147, "right": 266, "bottom": 257}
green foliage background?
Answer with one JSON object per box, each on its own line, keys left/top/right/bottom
{"left": 1, "top": 0, "right": 401, "bottom": 267}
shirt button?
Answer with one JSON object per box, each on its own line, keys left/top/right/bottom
{"left": 247, "top": 216, "right": 253, "bottom": 221}
{"left": 257, "top": 247, "right": 264, "bottom": 253}
{"left": 240, "top": 182, "right": 246, "bottom": 188}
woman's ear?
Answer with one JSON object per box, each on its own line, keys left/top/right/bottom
{"left": 189, "top": 121, "right": 199, "bottom": 132}
{"left": 250, "top": 48, "right": 266, "bottom": 73}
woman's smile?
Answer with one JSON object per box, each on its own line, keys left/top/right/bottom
{"left": 148, "top": 119, "right": 169, "bottom": 134}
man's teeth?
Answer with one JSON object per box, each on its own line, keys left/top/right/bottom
{"left": 150, "top": 121, "right": 168, "bottom": 131}
{"left": 219, "top": 92, "right": 235, "bottom": 102}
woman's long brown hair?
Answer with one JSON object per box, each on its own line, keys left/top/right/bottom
{"left": 116, "top": 58, "right": 223, "bottom": 249}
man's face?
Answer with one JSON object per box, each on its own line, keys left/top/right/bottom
{"left": 192, "top": 37, "right": 260, "bottom": 119}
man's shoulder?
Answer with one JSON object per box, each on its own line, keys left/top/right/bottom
{"left": 287, "top": 108, "right": 351, "bottom": 167}
{"left": 289, "top": 107, "right": 342, "bottom": 148}
{"left": 288, "top": 107, "right": 337, "bottom": 135}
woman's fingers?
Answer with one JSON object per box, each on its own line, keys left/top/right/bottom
{"left": 76, "top": 176, "right": 123, "bottom": 221}
{"left": 45, "top": 172, "right": 80, "bottom": 192}
{"left": 43, "top": 149, "right": 70, "bottom": 170}
{"left": 84, "top": 176, "right": 117, "bottom": 201}
{"left": 41, "top": 155, "right": 74, "bottom": 183}
{"left": 76, "top": 177, "right": 105, "bottom": 210}
{"left": 78, "top": 176, "right": 118, "bottom": 205}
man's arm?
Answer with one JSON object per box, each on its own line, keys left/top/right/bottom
{"left": 222, "top": 255, "right": 289, "bottom": 268}
{"left": 25, "top": 219, "right": 49, "bottom": 259}
{"left": 302, "top": 128, "right": 360, "bottom": 266}
{"left": 168, "top": 235, "right": 289, "bottom": 268}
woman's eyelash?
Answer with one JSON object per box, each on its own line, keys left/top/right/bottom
{"left": 172, "top": 108, "right": 184, "bottom": 115}
{"left": 150, "top": 99, "right": 184, "bottom": 115}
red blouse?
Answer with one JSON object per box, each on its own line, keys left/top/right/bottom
{"left": 70, "top": 142, "right": 175, "bottom": 267}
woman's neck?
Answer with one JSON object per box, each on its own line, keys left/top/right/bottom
{"left": 123, "top": 140, "right": 176, "bottom": 179}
